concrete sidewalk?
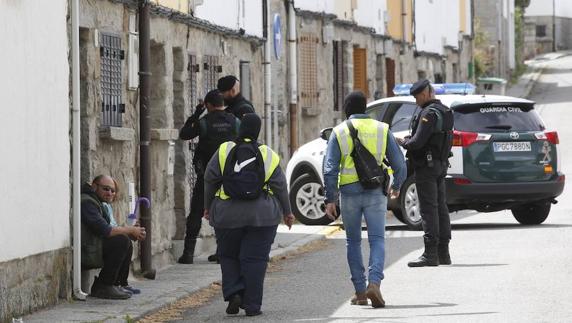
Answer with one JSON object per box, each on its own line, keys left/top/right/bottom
{"left": 22, "top": 224, "right": 339, "bottom": 323}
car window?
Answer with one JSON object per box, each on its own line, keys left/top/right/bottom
{"left": 454, "top": 103, "right": 545, "bottom": 132}
{"left": 367, "top": 103, "right": 389, "bottom": 121}
{"left": 390, "top": 103, "right": 418, "bottom": 133}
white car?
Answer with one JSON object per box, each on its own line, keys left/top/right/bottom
{"left": 286, "top": 84, "right": 564, "bottom": 229}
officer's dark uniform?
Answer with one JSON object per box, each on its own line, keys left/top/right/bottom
{"left": 402, "top": 79, "right": 454, "bottom": 267}
{"left": 178, "top": 96, "right": 240, "bottom": 264}
{"left": 225, "top": 93, "right": 255, "bottom": 120}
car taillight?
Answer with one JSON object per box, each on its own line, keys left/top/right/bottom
{"left": 452, "top": 131, "right": 491, "bottom": 147}
{"left": 453, "top": 178, "right": 472, "bottom": 185}
{"left": 534, "top": 131, "right": 559, "bottom": 144}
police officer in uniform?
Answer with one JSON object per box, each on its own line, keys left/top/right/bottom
{"left": 178, "top": 89, "right": 240, "bottom": 264}
{"left": 217, "top": 75, "right": 255, "bottom": 119}
{"left": 399, "top": 79, "right": 454, "bottom": 267}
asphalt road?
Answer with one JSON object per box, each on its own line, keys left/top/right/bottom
{"left": 179, "top": 56, "right": 572, "bottom": 322}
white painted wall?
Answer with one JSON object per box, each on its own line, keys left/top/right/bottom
{"left": 415, "top": 0, "right": 460, "bottom": 54}
{"left": 463, "top": 0, "right": 472, "bottom": 36}
{"left": 194, "top": 0, "right": 263, "bottom": 37}
{"left": 295, "top": 0, "right": 336, "bottom": 14}
{"left": 0, "top": 0, "right": 70, "bottom": 262}
{"left": 526, "top": 0, "right": 572, "bottom": 18}
{"left": 354, "top": 0, "right": 386, "bottom": 35}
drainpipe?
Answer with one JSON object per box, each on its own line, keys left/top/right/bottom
{"left": 263, "top": 0, "right": 272, "bottom": 146}
{"left": 138, "top": 0, "right": 156, "bottom": 280}
{"left": 401, "top": 0, "right": 407, "bottom": 44}
{"left": 288, "top": 0, "right": 298, "bottom": 155}
{"left": 71, "top": 0, "right": 87, "bottom": 301}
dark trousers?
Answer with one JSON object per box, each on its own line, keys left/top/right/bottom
{"left": 215, "top": 225, "right": 278, "bottom": 314}
{"left": 184, "top": 175, "right": 205, "bottom": 245}
{"left": 99, "top": 234, "right": 133, "bottom": 286}
{"left": 414, "top": 161, "right": 451, "bottom": 245}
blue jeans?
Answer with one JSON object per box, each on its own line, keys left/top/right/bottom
{"left": 340, "top": 186, "right": 387, "bottom": 293}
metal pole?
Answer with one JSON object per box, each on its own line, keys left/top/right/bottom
{"left": 138, "top": 0, "right": 156, "bottom": 280}
{"left": 553, "top": 0, "right": 556, "bottom": 52}
{"left": 288, "top": 0, "right": 298, "bottom": 155}
{"left": 71, "top": 0, "right": 87, "bottom": 301}
{"left": 263, "top": 0, "right": 272, "bottom": 146}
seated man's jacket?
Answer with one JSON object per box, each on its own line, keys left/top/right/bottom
{"left": 81, "top": 183, "right": 112, "bottom": 269}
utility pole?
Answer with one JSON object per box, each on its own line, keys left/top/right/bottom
{"left": 552, "top": 0, "right": 556, "bottom": 52}
{"left": 138, "top": 0, "right": 156, "bottom": 280}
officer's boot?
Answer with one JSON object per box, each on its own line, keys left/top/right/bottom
{"left": 178, "top": 238, "right": 196, "bottom": 264}
{"left": 407, "top": 240, "right": 439, "bottom": 267}
{"left": 438, "top": 241, "right": 452, "bottom": 265}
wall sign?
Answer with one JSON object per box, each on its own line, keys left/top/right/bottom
{"left": 273, "top": 14, "right": 282, "bottom": 59}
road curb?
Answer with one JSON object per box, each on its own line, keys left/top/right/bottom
{"left": 523, "top": 64, "right": 545, "bottom": 99}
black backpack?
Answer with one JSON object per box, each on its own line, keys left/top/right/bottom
{"left": 346, "top": 120, "right": 389, "bottom": 193}
{"left": 222, "top": 141, "right": 266, "bottom": 200}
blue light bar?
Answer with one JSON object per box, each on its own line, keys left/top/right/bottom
{"left": 392, "top": 83, "right": 476, "bottom": 96}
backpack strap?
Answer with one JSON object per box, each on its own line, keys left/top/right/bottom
{"left": 345, "top": 120, "right": 358, "bottom": 140}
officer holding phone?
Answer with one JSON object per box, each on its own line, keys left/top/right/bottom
{"left": 398, "top": 79, "right": 454, "bottom": 267}
{"left": 178, "top": 90, "right": 240, "bottom": 264}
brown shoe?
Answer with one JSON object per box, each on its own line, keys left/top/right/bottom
{"left": 366, "top": 283, "right": 385, "bottom": 308}
{"left": 350, "top": 292, "right": 368, "bottom": 305}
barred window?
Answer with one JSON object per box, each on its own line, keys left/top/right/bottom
{"left": 202, "top": 55, "right": 221, "bottom": 96}
{"left": 299, "top": 33, "right": 318, "bottom": 109}
{"left": 100, "top": 33, "right": 124, "bottom": 127}
{"left": 333, "top": 41, "right": 346, "bottom": 111}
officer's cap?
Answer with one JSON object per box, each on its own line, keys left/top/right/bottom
{"left": 217, "top": 75, "right": 238, "bottom": 92}
{"left": 410, "top": 79, "right": 431, "bottom": 96}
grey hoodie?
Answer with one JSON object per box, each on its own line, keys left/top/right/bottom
{"left": 204, "top": 146, "right": 292, "bottom": 229}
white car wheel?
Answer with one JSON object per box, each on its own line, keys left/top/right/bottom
{"left": 289, "top": 174, "right": 332, "bottom": 225}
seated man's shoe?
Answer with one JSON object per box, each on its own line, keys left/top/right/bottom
{"left": 121, "top": 285, "right": 141, "bottom": 295}
{"left": 226, "top": 294, "right": 242, "bottom": 315}
{"left": 91, "top": 285, "right": 131, "bottom": 300}
{"left": 438, "top": 243, "right": 452, "bottom": 265}
{"left": 207, "top": 254, "right": 219, "bottom": 263}
{"left": 177, "top": 253, "right": 194, "bottom": 264}
{"left": 366, "top": 283, "right": 385, "bottom": 308}
{"left": 350, "top": 292, "right": 368, "bottom": 305}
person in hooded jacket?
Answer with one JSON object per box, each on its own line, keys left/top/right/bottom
{"left": 203, "top": 113, "right": 294, "bottom": 316}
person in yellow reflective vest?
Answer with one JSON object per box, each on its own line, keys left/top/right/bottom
{"left": 203, "top": 113, "right": 294, "bottom": 316}
{"left": 323, "top": 91, "right": 406, "bottom": 308}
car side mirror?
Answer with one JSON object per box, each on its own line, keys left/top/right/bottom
{"left": 320, "top": 127, "right": 333, "bottom": 141}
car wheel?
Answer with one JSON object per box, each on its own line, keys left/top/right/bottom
{"left": 511, "top": 201, "right": 551, "bottom": 225}
{"left": 394, "top": 176, "right": 423, "bottom": 230}
{"left": 289, "top": 174, "right": 332, "bottom": 225}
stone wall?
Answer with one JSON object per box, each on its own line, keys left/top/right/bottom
{"left": 79, "top": 0, "right": 264, "bottom": 269}
{"left": 0, "top": 249, "right": 71, "bottom": 322}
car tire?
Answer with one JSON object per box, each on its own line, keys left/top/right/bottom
{"left": 393, "top": 176, "right": 423, "bottom": 231}
{"left": 511, "top": 201, "right": 551, "bottom": 225}
{"left": 289, "top": 174, "right": 332, "bottom": 225}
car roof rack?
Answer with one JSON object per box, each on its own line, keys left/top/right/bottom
{"left": 393, "top": 83, "right": 476, "bottom": 96}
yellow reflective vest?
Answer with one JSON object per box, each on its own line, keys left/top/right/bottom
{"left": 332, "top": 118, "right": 389, "bottom": 186}
{"left": 215, "top": 141, "right": 280, "bottom": 199}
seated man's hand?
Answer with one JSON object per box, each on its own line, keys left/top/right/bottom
{"left": 130, "top": 226, "right": 146, "bottom": 241}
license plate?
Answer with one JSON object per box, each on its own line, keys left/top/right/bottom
{"left": 493, "top": 142, "right": 531, "bottom": 152}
